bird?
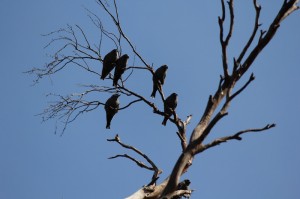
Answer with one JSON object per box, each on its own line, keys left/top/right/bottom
{"left": 101, "top": 49, "right": 118, "bottom": 80}
{"left": 173, "top": 179, "right": 191, "bottom": 199}
{"left": 113, "top": 54, "right": 129, "bottom": 87}
{"left": 162, "top": 93, "right": 178, "bottom": 126}
{"left": 151, "top": 65, "right": 168, "bottom": 98}
{"left": 177, "top": 179, "right": 191, "bottom": 191}
{"left": 104, "top": 94, "right": 120, "bottom": 129}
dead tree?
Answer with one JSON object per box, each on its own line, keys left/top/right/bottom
{"left": 27, "top": 0, "right": 299, "bottom": 198}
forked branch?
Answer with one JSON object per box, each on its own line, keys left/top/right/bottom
{"left": 107, "top": 134, "right": 162, "bottom": 186}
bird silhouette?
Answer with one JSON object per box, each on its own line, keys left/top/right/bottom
{"left": 113, "top": 54, "right": 129, "bottom": 87}
{"left": 104, "top": 94, "right": 120, "bottom": 129}
{"left": 151, "top": 65, "right": 168, "bottom": 98}
{"left": 162, "top": 93, "right": 178, "bottom": 126}
{"left": 177, "top": 179, "right": 190, "bottom": 190}
{"left": 101, "top": 49, "right": 118, "bottom": 80}
{"left": 172, "top": 179, "right": 191, "bottom": 199}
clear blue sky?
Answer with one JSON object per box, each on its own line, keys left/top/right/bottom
{"left": 1, "top": 1, "right": 299, "bottom": 198}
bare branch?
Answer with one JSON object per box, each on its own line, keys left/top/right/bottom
{"left": 176, "top": 115, "right": 192, "bottom": 151}
{"left": 25, "top": 25, "right": 101, "bottom": 83}
{"left": 236, "top": 0, "right": 261, "bottom": 65}
{"left": 126, "top": 66, "right": 149, "bottom": 70}
{"left": 218, "top": 0, "right": 234, "bottom": 78}
{"left": 118, "top": 86, "right": 159, "bottom": 111}
{"left": 200, "top": 124, "right": 276, "bottom": 153}
{"left": 108, "top": 154, "right": 154, "bottom": 171}
{"left": 220, "top": 0, "right": 225, "bottom": 21}
{"left": 239, "top": 0, "right": 299, "bottom": 79}
{"left": 39, "top": 92, "right": 104, "bottom": 135}
{"left": 230, "top": 73, "right": 255, "bottom": 101}
{"left": 225, "top": 0, "right": 235, "bottom": 46}
{"left": 37, "top": 84, "right": 122, "bottom": 134}
{"left": 280, "top": 0, "right": 300, "bottom": 23}
{"left": 258, "top": 29, "right": 267, "bottom": 43}
{"left": 107, "top": 134, "right": 162, "bottom": 186}
{"left": 191, "top": 73, "right": 255, "bottom": 151}
{"left": 117, "top": 86, "right": 181, "bottom": 128}
{"left": 119, "top": 99, "right": 142, "bottom": 110}
{"left": 76, "top": 24, "right": 91, "bottom": 49}
{"left": 96, "top": 0, "right": 151, "bottom": 69}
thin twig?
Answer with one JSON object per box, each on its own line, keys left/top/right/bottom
{"left": 96, "top": 0, "right": 151, "bottom": 70}
{"left": 119, "top": 99, "right": 142, "bottom": 110}
{"left": 218, "top": 0, "right": 234, "bottom": 78}
{"left": 108, "top": 154, "right": 153, "bottom": 171}
{"left": 236, "top": 0, "right": 261, "bottom": 65}
{"left": 230, "top": 73, "right": 255, "bottom": 101}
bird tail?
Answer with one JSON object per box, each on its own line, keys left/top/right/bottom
{"left": 106, "top": 122, "right": 111, "bottom": 129}
{"left": 151, "top": 88, "right": 157, "bottom": 98}
{"left": 112, "top": 80, "right": 117, "bottom": 87}
{"left": 162, "top": 117, "right": 168, "bottom": 126}
{"left": 106, "top": 114, "right": 111, "bottom": 129}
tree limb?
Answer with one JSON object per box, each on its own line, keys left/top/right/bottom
{"left": 218, "top": 0, "right": 234, "bottom": 78}
{"left": 107, "top": 134, "right": 162, "bottom": 186}
{"left": 108, "top": 154, "right": 154, "bottom": 171}
{"left": 236, "top": 0, "right": 261, "bottom": 66}
{"left": 238, "top": 0, "right": 299, "bottom": 79}
{"left": 199, "top": 124, "right": 276, "bottom": 153}
{"left": 96, "top": 0, "right": 151, "bottom": 69}
{"left": 160, "top": 1, "right": 299, "bottom": 197}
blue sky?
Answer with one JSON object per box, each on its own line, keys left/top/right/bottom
{"left": 1, "top": 0, "right": 300, "bottom": 198}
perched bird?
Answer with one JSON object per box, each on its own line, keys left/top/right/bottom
{"left": 104, "top": 94, "right": 120, "bottom": 129}
{"left": 177, "top": 179, "right": 191, "bottom": 191}
{"left": 101, "top": 49, "right": 118, "bottom": 80}
{"left": 162, "top": 93, "right": 178, "bottom": 126}
{"left": 113, "top": 54, "right": 129, "bottom": 87}
{"left": 151, "top": 65, "right": 168, "bottom": 98}
{"left": 173, "top": 179, "right": 191, "bottom": 199}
